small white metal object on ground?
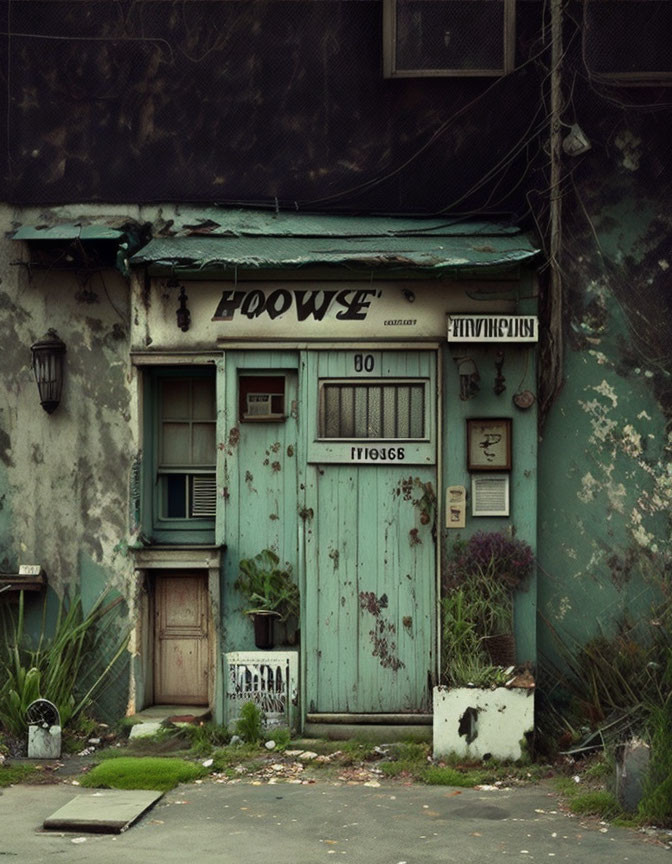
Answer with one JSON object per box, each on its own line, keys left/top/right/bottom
{"left": 26, "top": 699, "right": 61, "bottom": 759}
{"left": 28, "top": 725, "right": 62, "bottom": 759}
{"left": 43, "top": 790, "right": 163, "bottom": 834}
{"left": 433, "top": 686, "right": 534, "bottom": 761}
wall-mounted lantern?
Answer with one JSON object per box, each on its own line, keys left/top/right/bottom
{"left": 30, "top": 329, "right": 66, "bottom": 414}
{"left": 176, "top": 285, "right": 191, "bottom": 332}
{"left": 454, "top": 355, "right": 480, "bottom": 401}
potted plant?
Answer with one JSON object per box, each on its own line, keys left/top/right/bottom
{"left": 435, "top": 531, "right": 534, "bottom": 760}
{"left": 234, "top": 549, "right": 300, "bottom": 649}
{"left": 444, "top": 530, "right": 533, "bottom": 670}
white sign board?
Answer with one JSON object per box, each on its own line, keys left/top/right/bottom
{"left": 132, "top": 280, "right": 525, "bottom": 348}
{"left": 448, "top": 314, "right": 538, "bottom": 343}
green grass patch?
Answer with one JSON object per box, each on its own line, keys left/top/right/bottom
{"left": 80, "top": 757, "right": 207, "bottom": 792}
{"left": 211, "top": 743, "right": 264, "bottom": 772}
{"left": 0, "top": 764, "right": 38, "bottom": 787}
{"left": 553, "top": 774, "right": 628, "bottom": 823}
{"left": 583, "top": 754, "right": 613, "bottom": 781}
{"left": 423, "top": 765, "right": 488, "bottom": 787}
{"left": 569, "top": 790, "right": 621, "bottom": 819}
{"left": 554, "top": 776, "right": 580, "bottom": 796}
{"left": 265, "top": 727, "right": 291, "bottom": 752}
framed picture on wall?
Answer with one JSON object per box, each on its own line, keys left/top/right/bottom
{"left": 467, "top": 418, "right": 512, "bottom": 471}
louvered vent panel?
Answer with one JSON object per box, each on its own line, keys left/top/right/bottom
{"left": 191, "top": 474, "right": 217, "bottom": 517}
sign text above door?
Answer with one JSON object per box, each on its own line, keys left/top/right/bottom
{"left": 447, "top": 315, "right": 538, "bottom": 343}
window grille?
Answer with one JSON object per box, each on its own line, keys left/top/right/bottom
{"left": 319, "top": 380, "right": 426, "bottom": 440}
{"left": 158, "top": 376, "right": 216, "bottom": 521}
{"left": 383, "top": 0, "right": 516, "bottom": 78}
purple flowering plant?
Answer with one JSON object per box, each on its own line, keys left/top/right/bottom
{"left": 444, "top": 531, "right": 534, "bottom": 592}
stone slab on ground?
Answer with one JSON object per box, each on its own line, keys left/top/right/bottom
{"left": 129, "top": 721, "right": 164, "bottom": 740}
{"left": 43, "top": 789, "right": 163, "bottom": 834}
{"left": 130, "top": 705, "right": 211, "bottom": 724}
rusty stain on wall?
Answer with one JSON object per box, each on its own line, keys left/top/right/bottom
{"left": 358, "top": 590, "right": 404, "bottom": 671}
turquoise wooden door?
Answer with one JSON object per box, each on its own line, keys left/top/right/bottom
{"left": 218, "top": 351, "right": 299, "bottom": 650}
{"left": 301, "top": 350, "right": 437, "bottom": 714}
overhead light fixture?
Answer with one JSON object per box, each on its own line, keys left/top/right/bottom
{"left": 30, "top": 329, "right": 66, "bottom": 414}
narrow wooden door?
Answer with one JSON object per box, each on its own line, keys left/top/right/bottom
{"left": 219, "top": 351, "right": 299, "bottom": 650}
{"left": 303, "top": 350, "right": 437, "bottom": 714}
{"left": 154, "top": 572, "right": 209, "bottom": 705}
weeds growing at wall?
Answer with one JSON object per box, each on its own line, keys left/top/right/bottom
{"left": 234, "top": 701, "right": 264, "bottom": 744}
{"left": 441, "top": 532, "right": 533, "bottom": 686}
{"left": 0, "top": 590, "right": 129, "bottom": 738}
{"left": 540, "top": 570, "right": 672, "bottom": 826}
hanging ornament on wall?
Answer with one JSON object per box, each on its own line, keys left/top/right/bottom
{"left": 494, "top": 350, "right": 506, "bottom": 395}
{"left": 513, "top": 389, "right": 536, "bottom": 410}
{"left": 454, "top": 356, "right": 480, "bottom": 401}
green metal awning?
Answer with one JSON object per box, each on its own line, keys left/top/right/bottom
{"left": 13, "top": 224, "right": 125, "bottom": 241}
{"left": 129, "top": 211, "right": 539, "bottom": 275}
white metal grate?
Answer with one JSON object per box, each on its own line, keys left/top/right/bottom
{"left": 225, "top": 651, "right": 298, "bottom": 729}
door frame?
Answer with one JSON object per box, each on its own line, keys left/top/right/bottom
{"left": 153, "top": 570, "right": 210, "bottom": 706}
{"left": 130, "top": 546, "right": 223, "bottom": 719}
{"left": 298, "top": 343, "right": 442, "bottom": 721}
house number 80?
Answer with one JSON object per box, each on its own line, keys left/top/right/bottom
{"left": 354, "top": 354, "right": 375, "bottom": 372}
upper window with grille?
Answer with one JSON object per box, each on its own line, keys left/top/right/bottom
{"left": 318, "top": 379, "right": 428, "bottom": 441}
{"left": 157, "top": 374, "right": 216, "bottom": 522}
{"left": 383, "top": 0, "right": 516, "bottom": 78}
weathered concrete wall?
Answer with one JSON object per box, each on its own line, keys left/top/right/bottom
{"left": 0, "top": 204, "right": 139, "bottom": 717}
{"left": 538, "top": 129, "right": 672, "bottom": 658}
{"left": 0, "top": 0, "right": 543, "bottom": 214}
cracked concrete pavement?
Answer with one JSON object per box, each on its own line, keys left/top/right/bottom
{"left": 1, "top": 780, "right": 670, "bottom": 863}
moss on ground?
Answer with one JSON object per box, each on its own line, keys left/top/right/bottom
{"left": 80, "top": 756, "right": 207, "bottom": 792}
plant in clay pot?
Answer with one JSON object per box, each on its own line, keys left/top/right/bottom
{"left": 234, "top": 550, "right": 300, "bottom": 649}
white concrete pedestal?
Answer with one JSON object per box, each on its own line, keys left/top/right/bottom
{"left": 433, "top": 686, "right": 534, "bottom": 761}
{"left": 28, "top": 725, "right": 62, "bottom": 759}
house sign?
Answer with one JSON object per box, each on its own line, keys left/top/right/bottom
{"left": 447, "top": 314, "right": 539, "bottom": 343}
{"left": 131, "top": 281, "right": 538, "bottom": 347}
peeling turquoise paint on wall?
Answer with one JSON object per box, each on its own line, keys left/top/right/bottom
{"left": 442, "top": 343, "right": 538, "bottom": 665}
{"left": 538, "top": 193, "right": 672, "bottom": 661}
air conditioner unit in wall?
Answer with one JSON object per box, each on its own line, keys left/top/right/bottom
{"left": 383, "top": 0, "right": 516, "bottom": 78}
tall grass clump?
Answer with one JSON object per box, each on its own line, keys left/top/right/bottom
{"left": 540, "top": 550, "right": 672, "bottom": 826}
{"left": 0, "top": 590, "right": 129, "bottom": 737}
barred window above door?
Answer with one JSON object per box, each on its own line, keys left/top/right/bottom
{"left": 318, "top": 379, "right": 427, "bottom": 440}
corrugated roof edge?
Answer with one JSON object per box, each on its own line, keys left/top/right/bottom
{"left": 159, "top": 209, "right": 525, "bottom": 238}
{"left": 12, "top": 224, "right": 125, "bottom": 241}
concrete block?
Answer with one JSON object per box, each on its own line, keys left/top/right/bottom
{"left": 433, "top": 686, "right": 534, "bottom": 761}
{"left": 128, "top": 721, "right": 163, "bottom": 739}
{"left": 615, "top": 738, "right": 650, "bottom": 812}
{"left": 28, "top": 725, "right": 61, "bottom": 759}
